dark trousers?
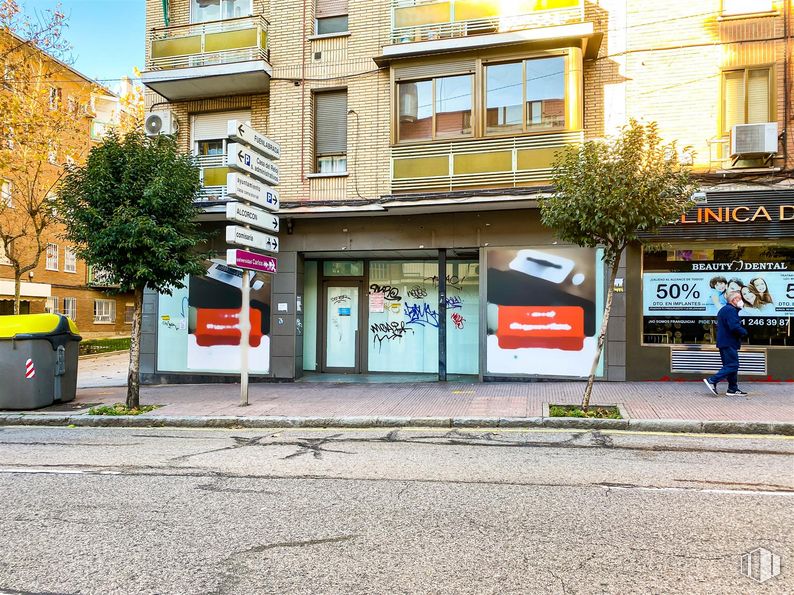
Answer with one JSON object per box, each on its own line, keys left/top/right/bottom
{"left": 708, "top": 347, "right": 740, "bottom": 391}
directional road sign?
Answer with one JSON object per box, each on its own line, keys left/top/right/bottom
{"left": 227, "top": 142, "right": 279, "bottom": 186}
{"left": 226, "top": 201, "right": 279, "bottom": 233}
{"left": 226, "top": 172, "right": 279, "bottom": 212}
{"left": 226, "top": 249, "right": 278, "bottom": 274}
{"left": 227, "top": 120, "right": 280, "bottom": 161}
{"left": 226, "top": 225, "right": 279, "bottom": 254}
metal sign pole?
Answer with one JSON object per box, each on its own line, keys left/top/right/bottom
{"left": 240, "top": 269, "right": 251, "bottom": 407}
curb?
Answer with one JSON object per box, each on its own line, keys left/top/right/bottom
{"left": 0, "top": 414, "right": 792, "bottom": 435}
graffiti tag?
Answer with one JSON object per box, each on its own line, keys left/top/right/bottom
{"left": 407, "top": 285, "right": 428, "bottom": 299}
{"left": 424, "top": 274, "right": 467, "bottom": 291}
{"left": 369, "top": 284, "right": 401, "bottom": 301}
{"left": 404, "top": 302, "right": 440, "bottom": 328}
{"left": 370, "top": 321, "right": 413, "bottom": 350}
{"left": 451, "top": 312, "right": 466, "bottom": 329}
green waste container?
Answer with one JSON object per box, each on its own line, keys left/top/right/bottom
{"left": 0, "top": 314, "right": 82, "bottom": 410}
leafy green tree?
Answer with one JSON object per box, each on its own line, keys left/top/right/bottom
{"left": 58, "top": 131, "right": 206, "bottom": 408}
{"left": 541, "top": 120, "right": 697, "bottom": 410}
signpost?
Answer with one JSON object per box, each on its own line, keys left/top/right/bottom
{"left": 223, "top": 122, "right": 280, "bottom": 407}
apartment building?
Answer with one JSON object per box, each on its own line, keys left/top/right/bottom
{"left": 0, "top": 32, "right": 134, "bottom": 337}
{"left": 140, "top": 0, "right": 794, "bottom": 383}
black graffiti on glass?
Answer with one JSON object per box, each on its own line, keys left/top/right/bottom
{"left": 369, "top": 284, "right": 401, "bottom": 301}
{"left": 407, "top": 285, "right": 428, "bottom": 299}
{"left": 331, "top": 295, "right": 350, "bottom": 304}
{"left": 370, "top": 320, "right": 413, "bottom": 351}
{"left": 424, "top": 274, "right": 467, "bottom": 291}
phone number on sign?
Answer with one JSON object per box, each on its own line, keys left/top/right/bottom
{"left": 743, "top": 318, "right": 791, "bottom": 327}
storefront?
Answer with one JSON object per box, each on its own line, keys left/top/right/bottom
{"left": 141, "top": 206, "right": 619, "bottom": 384}
{"left": 626, "top": 188, "right": 794, "bottom": 381}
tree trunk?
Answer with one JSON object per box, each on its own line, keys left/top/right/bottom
{"left": 13, "top": 273, "right": 21, "bottom": 315}
{"left": 126, "top": 286, "right": 144, "bottom": 409}
{"left": 582, "top": 254, "right": 623, "bottom": 411}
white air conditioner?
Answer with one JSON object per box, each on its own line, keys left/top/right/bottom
{"left": 145, "top": 111, "right": 179, "bottom": 137}
{"left": 730, "top": 122, "right": 777, "bottom": 157}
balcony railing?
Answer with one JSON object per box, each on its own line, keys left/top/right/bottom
{"left": 391, "top": 130, "right": 583, "bottom": 192}
{"left": 195, "top": 154, "right": 229, "bottom": 202}
{"left": 147, "top": 15, "right": 269, "bottom": 71}
{"left": 87, "top": 266, "right": 120, "bottom": 288}
{"left": 390, "top": 0, "right": 584, "bottom": 44}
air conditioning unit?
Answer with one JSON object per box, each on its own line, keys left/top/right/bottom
{"left": 145, "top": 111, "right": 179, "bottom": 137}
{"left": 730, "top": 122, "right": 777, "bottom": 157}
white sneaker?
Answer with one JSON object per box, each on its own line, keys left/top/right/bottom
{"left": 703, "top": 379, "right": 719, "bottom": 396}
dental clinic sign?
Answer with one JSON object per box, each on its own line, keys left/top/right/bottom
{"left": 680, "top": 205, "right": 794, "bottom": 224}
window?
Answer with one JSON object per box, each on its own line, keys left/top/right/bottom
{"left": 314, "top": 90, "right": 348, "bottom": 173}
{"left": 48, "top": 87, "right": 61, "bottom": 111}
{"left": 398, "top": 75, "right": 473, "bottom": 142}
{"left": 124, "top": 304, "right": 135, "bottom": 324}
{"left": 316, "top": 0, "right": 348, "bottom": 35}
{"left": 64, "top": 247, "right": 77, "bottom": 273}
{"left": 191, "top": 111, "right": 251, "bottom": 161}
{"left": 722, "top": 0, "right": 774, "bottom": 16}
{"left": 46, "top": 243, "right": 59, "bottom": 271}
{"left": 485, "top": 56, "right": 566, "bottom": 135}
{"left": 191, "top": 0, "right": 252, "bottom": 23}
{"left": 62, "top": 297, "right": 77, "bottom": 321}
{"left": 45, "top": 297, "right": 59, "bottom": 314}
{"left": 722, "top": 67, "right": 772, "bottom": 135}
{"left": 94, "top": 299, "right": 116, "bottom": 323}
{"left": 1, "top": 179, "right": 11, "bottom": 208}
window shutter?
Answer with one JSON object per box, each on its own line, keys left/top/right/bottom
{"left": 723, "top": 71, "right": 745, "bottom": 132}
{"left": 316, "top": 0, "right": 347, "bottom": 18}
{"left": 747, "top": 69, "right": 770, "bottom": 124}
{"left": 315, "top": 91, "right": 347, "bottom": 155}
{"left": 191, "top": 110, "right": 252, "bottom": 141}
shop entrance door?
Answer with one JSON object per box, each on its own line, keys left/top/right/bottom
{"left": 322, "top": 281, "right": 361, "bottom": 373}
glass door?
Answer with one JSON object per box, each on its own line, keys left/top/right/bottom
{"left": 323, "top": 283, "right": 360, "bottom": 372}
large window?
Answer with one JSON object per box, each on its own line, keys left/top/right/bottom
{"left": 94, "top": 299, "right": 116, "bottom": 324}
{"left": 314, "top": 90, "right": 347, "bottom": 174}
{"left": 722, "top": 67, "right": 772, "bottom": 135}
{"left": 486, "top": 56, "right": 565, "bottom": 135}
{"left": 316, "top": 0, "right": 348, "bottom": 35}
{"left": 45, "top": 297, "right": 58, "bottom": 314}
{"left": 62, "top": 297, "right": 77, "bottom": 321}
{"left": 398, "top": 75, "right": 473, "bottom": 142}
{"left": 191, "top": 0, "right": 251, "bottom": 23}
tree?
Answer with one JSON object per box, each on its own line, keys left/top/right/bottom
{"left": 58, "top": 131, "right": 206, "bottom": 408}
{"left": 0, "top": 0, "right": 92, "bottom": 314}
{"left": 540, "top": 120, "right": 697, "bottom": 410}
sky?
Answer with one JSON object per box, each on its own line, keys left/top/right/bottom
{"left": 20, "top": 0, "right": 145, "bottom": 93}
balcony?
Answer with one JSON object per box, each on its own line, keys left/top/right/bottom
{"left": 380, "top": 0, "right": 597, "bottom": 63}
{"left": 195, "top": 154, "right": 229, "bottom": 202}
{"left": 391, "top": 130, "right": 583, "bottom": 193}
{"left": 87, "top": 266, "right": 120, "bottom": 289}
{"left": 141, "top": 15, "right": 271, "bottom": 101}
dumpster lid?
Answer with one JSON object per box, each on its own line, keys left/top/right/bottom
{"left": 0, "top": 313, "right": 79, "bottom": 338}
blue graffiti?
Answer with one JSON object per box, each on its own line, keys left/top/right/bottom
{"left": 404, "top": 302, "right": 440, "bottom": 328}
{"left": 445, "top": 296, "right": 462, "bottom": 309}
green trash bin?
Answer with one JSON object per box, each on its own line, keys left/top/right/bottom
{"left": 0, "top": 314, "right": 82, "bottom": 410}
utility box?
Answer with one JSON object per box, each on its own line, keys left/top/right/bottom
{"left": 0, "top": 314, "right": 82, "bottom": 410}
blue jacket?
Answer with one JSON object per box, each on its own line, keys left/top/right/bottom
{"left": 715, "top": 304, "right": 748, "bottom": 349}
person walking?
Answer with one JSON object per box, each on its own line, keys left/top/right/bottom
{"left": 703, "top": 291, "right": 748, "bottom": 397}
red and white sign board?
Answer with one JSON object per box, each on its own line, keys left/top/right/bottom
{"left": 226, "top": 249, "right": 278, "bottom": 275}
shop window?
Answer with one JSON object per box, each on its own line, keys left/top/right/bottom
{"left": 64, "top": 247, "right": 77, "bottom": 273}
{"left": 722, "top": 0, "right": 773, "bottom": 16}
{"left": 642, "top": 246, "right": 794, "bottom": 347}
{"left": 46, "top": 243, "right": 59, "bottom": 271}
{"left": 722, "top": 67, "right": 772, "bottom": 135}
{"left": 94, "top": 299, "right": 116, "bottom": 324}
{"left": 485, "top": 56, "right": 566, "bottom": 135}
{"left": 314, "top": 90, "right": 347, "bottom": 173}
{"left": 316, "top": 0, "right": 348, "bottom": 35}
{"left": 62, "top": 297, "right": 77, "bottom": 321}
{"left": 398, "top": 75, "right": 473, "bottom": 142}
{"left": 191, "top": 0, "right": 252, "bottom": 23}
{"left": 45, "top": 297, "right": 58, "bottom": 314}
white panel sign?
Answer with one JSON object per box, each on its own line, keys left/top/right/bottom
{"left": 226, "top": 225, "right": 279, "bottom": 254}
{"left": 227, "top": 142, "right": 279, "bottom": 186}
{"left": 227, "top": 120, "right": 280, "bottom": 161}
{"left": 225, "top": 201, "right": 279, "bottom": 233}
{"left": 226, "top": 172, "right": 279, "bottom": 212}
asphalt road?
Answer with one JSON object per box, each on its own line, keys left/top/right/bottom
{"left": 0, "top": 427, "right": 791, "bottom": 595}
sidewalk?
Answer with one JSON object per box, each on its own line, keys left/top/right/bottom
{"left": 4, "top": 379, "right": 792, "bottom": 434}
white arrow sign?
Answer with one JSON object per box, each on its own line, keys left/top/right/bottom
{"left": 227, "top": 120, "right": 280, "bottom": 161}
{"left": 226, "top": 225, "right": 279, "bottom": 254}
{"left": 227, "top": 142, "right": 279, "bottom": 186}
{"left": 226, "top": 201, "right": 279, "bottom": 233}
{"left": 226, "top": 172, "right": 279, "bottom": 212}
